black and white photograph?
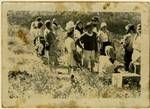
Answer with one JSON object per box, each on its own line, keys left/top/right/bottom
{"left": 1, "top": 1, "right": 150, "bottom": 108}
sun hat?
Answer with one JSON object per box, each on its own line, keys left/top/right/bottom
{"left": 100, "top": 22, "right": 107, "bottom": 28}
{"left": 125, "top": 24, "right": 136, "bottom": 33}
{"left": 85, "top": 22, "right": 93, "bottom": 29}
{"left": 45, "top": 20, "right": 51, "bottom": 25}
{"left": 45, "top": 20, "right": 51, "bottom": 28}
{"left": 125, "top": 24, "right": 133, "bottom": 31}
{"left": 36, "top": 16, "right": 42, "bottom": 21}
{"left": 65, "top": 21, "right": 75, "bottom": 31}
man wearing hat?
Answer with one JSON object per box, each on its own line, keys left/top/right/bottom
{"left": 91, "top": 16, "right": 100, "bottom": 34}
{"left": 121, "top": 24, "right": 136, "bottom": 71}
{"left": 76, "top": 22, "right": 98, "bottom": 72}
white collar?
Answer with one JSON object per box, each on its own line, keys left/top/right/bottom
{"left": 85, "top": 32, "right": 93, "bottom": 36}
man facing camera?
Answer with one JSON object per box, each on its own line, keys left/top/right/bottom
{"left": 76, "top": 22, "right": 98, "bottom": 72}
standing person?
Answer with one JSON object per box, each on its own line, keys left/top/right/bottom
{"left": 91, "top": 16, "right": 100, "bottom": 34}
{"left": 98, "top": 22, "right": 112, "bottom": 55}
{"left": 131, "top": 24, "right": 141, "bottom": 74}
{"left": 121, "top": 24, "right": 136, "bottom": 71}
{"left": 74, "top": 20, "right": 84, "bottom": 66}
{"left": 74, "top": 20, "right": 84, "bottom": 40}
{"left": 30, "top": 17, "right": 43, "bottom": 41}
{"left": 44, "top": 20, "right": 57, "bottom": 66}
{"left": 51, "top": 18, "right": 65, "bottom": 63}
{"left": 51, "top": 18, "right": 58, "bottom": 35}
{"left": 76, "top": 22, "right": 98, "bottom": 72}
{"left": 33, "top": 19, "right": 45, "bottom": 56}
{"left": 91, "top": 16, "right": 101, "bottom": 61}
{"left": 65, "top": 21, "right": 77, "bottom": 73}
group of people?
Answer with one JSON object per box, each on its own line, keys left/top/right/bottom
{"left": 65, "top": 16, "right": 114, "bottom": 73}
{"left": 121, "top": 23, "right": 141, "bottom": 74}
{"left": 30, "top": 16, "right": 141, "bottom": 76}
{"left": 30, "top": 17, "right": 63, "bottom": 66}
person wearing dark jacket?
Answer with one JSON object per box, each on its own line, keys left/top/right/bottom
{"left": 76, "top": 22, "right": 98, "bottom": 72}
{"left": 44, "top": 20, "right": 58, "bottom": 66}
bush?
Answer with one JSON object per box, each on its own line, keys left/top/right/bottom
{"left": 7, "top": 11, "right": 141, "bottom": 35}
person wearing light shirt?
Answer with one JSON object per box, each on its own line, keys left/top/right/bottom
{"left": 98, "top": 46, "right": 116, "bottom": 79}
{"left": 65, "top": 21, "right": 77, "bottom": 73}
{"left": 98, "top": 22, "right": 112, "bottom": 55}
{"left": 76, "top": 22, "right": 98, "bottom": 72}
{"left": 30, "top": 17, "right": 43, "bottom": 41}
{"left": 131, "top": 24, "right": 141, "bottom": 74}
{"left": 74, "top": 21, "right": 84, "bottom": 65}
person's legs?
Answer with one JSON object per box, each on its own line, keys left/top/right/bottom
{"left": 90, "top": 51, "right": 95, "bottom": 72}
{"left": 124, "top": 49, "right": 133, "bottom": 71}
{"left": 83, "top": 50, "right": 90, "bottom": 69}
{"left": 100, "top": 42, "right": 108, "bottom": 55}
{"left": 100, "top": 42, "right": 105, "bottom": 55}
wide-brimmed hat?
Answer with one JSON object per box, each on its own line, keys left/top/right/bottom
{"left": 45, "top": 20, "right": 51, "bottom": 28}
{"left": 65, "top": 21, "right": 75, "bottom": 31}
{"left": 85, "top": 22, "right": 93, "bottom": 29}
{"left": 125, "top": 24, "right": 134, "bottom": 31}
{"left": 105, "top": 45, "right": 116, "bottom": 61}
{"left": 45, "top": 20, "right": 51, "bottom": 25}
{"left": 35, "top": 16, "right": 42, "bottom": 21}
{"left": 125, "top": 24, "right": 136, "bottom": 33}
{"left": 34, "top": 21, "right": 43, "bottom": 28}
{"left": 100, "top": 22, "right": 107, "bottom": 28}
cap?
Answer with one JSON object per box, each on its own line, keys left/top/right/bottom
{"left": 92, "top": 16, "right": 99, "bottom": 21}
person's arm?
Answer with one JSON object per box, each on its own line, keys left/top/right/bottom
{"left": 44, "top": 30, "right": 49, "bottom": 45}
{"left": 107, "top": 30, "right": 112, "bottom": 42}
{"left": 75, "top": 34, "right": 85, "bottom": 49}
{"left": 74, "top": 30, "right": 81, "bottom": 40}
{"left": 94, "top": 34, "right": 98, "bottom": 52}
{"left": 71, "top": 40, "right": 76, "bottom": 52}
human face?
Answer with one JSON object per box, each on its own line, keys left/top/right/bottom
{"left": 87, "top": 26, "right": 93, "bottom": 33}
{"left": 78, "top": 23, "right": 83, "bottom": 29}
{"left": 101, "top": 26, "right": 107, "bottom": 31}
{"left": 92, "top": 20, "right": 98, "bottom": 26}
